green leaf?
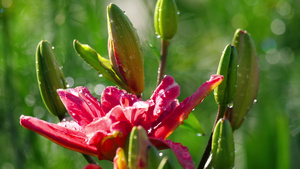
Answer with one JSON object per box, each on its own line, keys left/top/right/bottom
{"left": 145, "top": 40, "right": 161, "bottom": 62}
{"left": 180, "top": 113, "right": 205, "bottom": 136}
{"left": 73, "top": 40, "right": 129, "bottom": 90}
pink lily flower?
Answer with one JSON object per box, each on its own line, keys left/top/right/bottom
{"left": 20, "top": 75, "right": 222, "bottom": 169}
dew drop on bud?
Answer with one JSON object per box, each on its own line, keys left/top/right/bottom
{"left": 253, "top": 99, "right": 258, "bottom": 104}
{"left": 227, "top": 102, "right": 234, "bottom": 108}
{"left": 159, "top": 152, "right": 163, "bottom": 156}
{"left": 156, "top": 35, "right": 161, "bottom": 38}
{"left": 52, "top": 46, "right": 55, "bottom": 49}
{"left": 98, "top": 74, "right": 103, "bottom": 77}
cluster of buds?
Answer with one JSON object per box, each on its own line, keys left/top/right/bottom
{"left": 214, "top": 29, "right": 259, "bottom": 128}
{"left": 208, "top": 29, "right": 259, "bottom": 168}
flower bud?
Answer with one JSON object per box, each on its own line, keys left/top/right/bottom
{"left": 214, "top": 44, "right": 238, "bottom": 107}
{"left": 107, "top": 3, "right": 144, "bottom": 96}
{"left": 127, "top": 126, "right": 149, "bottom": 169}
{"left": 229, "top": 29, "right": 259, "bottom": 130}
{"left": 211, "top": 118, "right": 235, "bottom": 169}
{"left": 36, "top": 40, "right": 67, "bottom": 119}
{"left": 113, "top": 148, "right": 127, "bottom": 169}
{"left": 154, "top": 0, "right": 178, "bottom": 40}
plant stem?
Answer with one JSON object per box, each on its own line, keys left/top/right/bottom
{"left": 198, "top": 105, "right": 226, "bottom": 169}
{"left": 82, "top": 154, "right": 98, "bottom": 165}
{"left": 156, "top": 39, "right": 170, "bottom": 86}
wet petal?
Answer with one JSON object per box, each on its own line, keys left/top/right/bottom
{"left": 150, "top": 137, "right": 194, "bottom": 169}
{"left": 57, "top": 87, "right": 104, "bottom": 127}
{"left": 101, "top": 87, "right": 140, "bottom": 113}
{"left": 20, "top": 115, "right": 97, "bottom": 156}
{"left": 151, "top": 75, "right": 223, "bottom": 139}
{"left": 150, "top": 75, "right": 180, "bottom": 118}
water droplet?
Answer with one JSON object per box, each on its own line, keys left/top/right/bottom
{"left": 177, "top": 11, "right": 180, "bottom": 15}
{"left": 196, "top": 133, "right": 202, "bottom": 137}
{"left": 237, "top": 65, "right": 240, "bottom": 68}
{"left": 98, "top": 74, "right": 103, "bottom": 77}
{"left": 227, "top": 102, "right": 234, "bottom": 108}
{"left": 159, "top": 152, "right": 163, "bottom": 156}
{"left": 192, "top": 108, "right": 195, "bottom": 111}
{"left": 156, "top": 35, "right": 161, "bottom": 39}
{"left": 253, "top": 99, "right": 258, "bottom": 104}
{"left": 52, "top": 46, "right": 55, "bottom": 49}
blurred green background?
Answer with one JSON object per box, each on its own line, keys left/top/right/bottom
{"left": 1, "top": 0, "right": 299, "bottom": 168}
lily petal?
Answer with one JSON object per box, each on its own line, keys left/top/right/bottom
{"left": 101, "top": 87, "right": 140, "bottom": 113}
{"left": 57, "top": 87, "right": 104, "bottom": 127}
{"left": 150, "top": 137, "right": 195, "bottom": 169}
{"left": 151, "top": 75, "right": 223, "bottom": 139}
{"left": 150, "top": 75, "right": 180, "bottom": 120}
{"left": 20, "top": 115, "right": 97, "bottom": 156}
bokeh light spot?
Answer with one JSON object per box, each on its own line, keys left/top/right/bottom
{"left": 261, "top": 38, "right": 277, "bottom": 53}
{"left": 279, "top": 47, "right": 294, "bottom": 64}
{"left": 66, "top": 77, "right": 74, "bottom": 87}
{"left": 265, "top": 50, "right": 280, "bottom": 64}
{"left": 276, "top": 1, "right": 291, "bottom": 16}
{"left": 94, "top": 84, "right": 105, "bottom": 96}
{"left": 25, "top": 95, "right": 36, "bottom": 107}
{"left": 271, "top": 19, "right": 286, "bottom": 35}
{"left": 1, "top": 0, "right": 13, "bottom": 8}
{"left": 33, "top": 106, "right": 45, "bottom": 119}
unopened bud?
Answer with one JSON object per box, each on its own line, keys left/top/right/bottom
{"left": 127, "top": 126, "right": 150, "bottom": 169}
{"left": 107, "top": 3, "right": 144, "bottom": 95}
{"left": 214, "top": 44, "right": 238, "bottom": 108}
{"left": 229, "top": 29, "right": 259, "bottom": 130}
{"left": 113, "top": 148, "right": 127, "bottom": 169}
{"left": 36, "top": 40, "right": 67, "bottom": 119}
{"left": 211, "top": 118, "right": 235, "bottom": 169}
{"left": 154, "top": 0, "right": 178, "bottom": 40}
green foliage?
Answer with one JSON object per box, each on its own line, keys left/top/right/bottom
{"left": 0, "top": 0, "right": 299, "bottom": 169}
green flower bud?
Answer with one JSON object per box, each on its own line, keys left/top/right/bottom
{"left": 211, "top": 118, "right": 235, "bottom": 169}
{"left": 229, "top": 29, "right": 259, "bottom": 130}
{"left": 214, "top": 44, "right": 238, "bottom": 108}
{"left": 154, "top": 0, "right": 178, "bottom": 40}
{"left": 36, "top": 40, "right": 67, "bottom": 119}
{"left": 107, "top": 3, "right": 144, "bottom": 96}
{"left": 127, "top": 126, "right": 150, "bottom": 169}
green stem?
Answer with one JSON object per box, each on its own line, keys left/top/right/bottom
{"left": 82, "top": 154, "right": 98, "bottom": 165}
{"left": 156, "top": 39, "right": 170, "bottom": 86}
{"left": 198, "top": 105, "right": 227, "bottom": 169}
